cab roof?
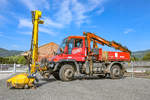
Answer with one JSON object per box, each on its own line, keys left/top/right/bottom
{"left": 67, "top": 36, "right": 85, "bottom": 39}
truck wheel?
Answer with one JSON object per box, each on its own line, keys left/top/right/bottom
{"left": 53, "top": 71, "right": 60, "bottom": 80}
{"left": 59, "top": 64, "right": 75, "bottom": 81}
{"left": 110, "top": 64, "right": 123, "bottom": 79}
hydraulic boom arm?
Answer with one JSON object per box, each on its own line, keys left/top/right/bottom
{"left": 83, "top": 32, "right": 131, "bottom": 54}
{"left": 30, "top": 10, "right": 44, "bottom": 75}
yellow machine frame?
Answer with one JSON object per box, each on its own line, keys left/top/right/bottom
{"left": 7, "top": 10, "right": 44, "bottom": 89}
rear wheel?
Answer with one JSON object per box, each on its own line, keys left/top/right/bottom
{"left": 110, "top": 64, "right": 123, "bottom": 79}
{"left": 59, "top": 64, "right": 75, "bottom": 81}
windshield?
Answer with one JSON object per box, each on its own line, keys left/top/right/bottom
{"left": 57, "top": 38, "right": 68, "bottom": 54}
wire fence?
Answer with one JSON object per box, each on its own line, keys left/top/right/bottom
{"left": 125, "top": 61, "right": 150, "bottom": 74}
{"left": 0, "top": 62, "right": 150, "bottom": 80}
{"left": 0, "top": 64, "right": 28, "bottom": 73}
{"left": 0, "top": 61, "right": 150, "bottom": 73}
{"left": 131, "top": 61, "right": 150, "bottom": 67}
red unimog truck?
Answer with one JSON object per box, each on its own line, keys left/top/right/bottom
{"left": 40, "top": 32, "right": 131, "bottom": 81}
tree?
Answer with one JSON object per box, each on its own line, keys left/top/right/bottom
{"left": 3, "top": 57, "right": 9, "bottom": 64}
{"left": 17, "top": 56, "right": 27, "bottom": 65}
{"left": 131, "top": 56, "right": 139, "bottom": 61}
{"left": 12, "top": 56, "right": 19, "bottom": 64}
{"left": 8, "top": 57, "right": 14, "bottom": 64}
{"left": 0, "top": 56, "right": 27, "bottom": 64}
{"left": 142, "top": 52, "right": 150, "bottom": 61}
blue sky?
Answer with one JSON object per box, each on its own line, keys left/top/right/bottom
{"left": 0, "top": 0, "right": 150, "bottom": 52}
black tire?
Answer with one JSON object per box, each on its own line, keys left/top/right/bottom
{"left": 59, "top": 64, "right": 75, "bottom": 81}
{"left": 97, "top": 75, "right": 105, "bottom": 79}
{"left": 53, "top": 71, "right": 60, "bottom": 80}
{"left": 110, "top": 64, "right": 123, "bottom": 79}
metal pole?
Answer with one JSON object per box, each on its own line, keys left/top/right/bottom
{"left": 13, "top": 63, "right": 16, "bottom": 73}
{"left": 1, "top": 64, "right": 2, "bottom": 71}
{"left": 131, "top": 61, "right": 134, "bottom": 78}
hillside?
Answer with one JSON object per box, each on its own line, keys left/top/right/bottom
{"left": 0, "top": 48, "right": 23, "bottom": 57}
{"left": 132, "top": 49, "right": 150, "bottom": 58}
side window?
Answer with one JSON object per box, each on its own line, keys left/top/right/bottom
{"left": 74, "top": 39, "right": 83, "bottom": 48}
{"left": 68, "top": 39, "right": 74, "bottom": 54}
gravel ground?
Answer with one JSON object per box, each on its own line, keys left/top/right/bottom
{"left": 0, "top": 76, "right": 150, "bottom": 100}
{"left": 0, "top": 73, "right": 13, "bottom": 80}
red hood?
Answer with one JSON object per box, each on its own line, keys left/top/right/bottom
{"left": 48, "top": 54, "right": 64, "bottom": 62}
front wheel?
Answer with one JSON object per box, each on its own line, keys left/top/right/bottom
{"left": 59, "top": 64, "right": 75, "bottom": 81}
{"left": 110, "top": 64, "right": 123, "bottom": 79}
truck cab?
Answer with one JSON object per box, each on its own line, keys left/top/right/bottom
{"left": 51, "top": 36, "right": 86, "bottom": 62}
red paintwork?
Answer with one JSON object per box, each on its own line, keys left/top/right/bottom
{"left": 97, "top": 48, "right": 130, "bottom": 61}
{"left": 50, "top": 36, "right": 130, "bottom": 62}
{"left": 107, "top": 51, "right": 130, "bottom": 61}
{"left": 50, "top": 54, "right": 85, "bottom": 62}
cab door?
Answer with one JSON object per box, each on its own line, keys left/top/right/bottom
{"left": 67, "top": 38, "right": 85, "bottom": 61}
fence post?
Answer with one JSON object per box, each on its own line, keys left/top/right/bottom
{"left": 13, "top": 63, "right": 16, "bottom": 73}
{"left": 1, "top": 64, "right": 3, "bottom": 71}
{"left": 131, "top": 61, "right": 134, "bottom": 78}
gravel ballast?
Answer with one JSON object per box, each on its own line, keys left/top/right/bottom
{"left": 0, "top": 77, "right": 150, "bottom": 100}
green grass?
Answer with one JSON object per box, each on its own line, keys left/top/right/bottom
{"left": 144, "top": 70, "right": 150, "bottom": 75}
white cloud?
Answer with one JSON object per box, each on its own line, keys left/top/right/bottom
{"left": 21, "top": 0, "right": 50, "bottom": 10}
{"left": 87, "top": 0, "right": 105, "bottom": 11}
{"left": 71, "top": 0, "right": 87, "bottom": 26}
{"left": 43, "top": 17, "right": 63, "bottom": 28}
{"left": 72, "top": 0, "right": 105, "bottom": 26}
{"left": 18, "top": 0, "right": 106, "bottom": 29}
{"left": 39, "top": 27, "right": 56, "bottom": 36}
{"left": 18, "top": 0, "right": 106, "bottom": 35}
{"left": 96, "top": 7, "right": 104, "bottom": 14}
{"left": 124, "top": 28, "right": 135, "bottom": 34}
{"left": 55, "top": 0, "right": 72, "bottom": 25}
{"left": 18, "top": 18, "right": 56, "bottom": 35}
{"left": 19, "top": 28, "right": 56, "bottom": 36}
{"left": 18, "top": 18, "right": 32, "bottom": 28}
{"left": 54, "top": 0, "right": 105, "bottom": 26}
{"left": 19, "top": 31, "right": 32, "bottom": 35}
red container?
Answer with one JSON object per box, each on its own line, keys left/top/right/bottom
{"left": 98, "top": 48, "right": 130, "bottom": 61}
{"left": 107, "top": 51, "right": 130, "bottom": 61}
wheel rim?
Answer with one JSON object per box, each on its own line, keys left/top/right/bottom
{"left": 112, "top": 67, "right": 120, "bottom": 77}
{"left": 64, "top": 68, "right": 74, "bottom": 79}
